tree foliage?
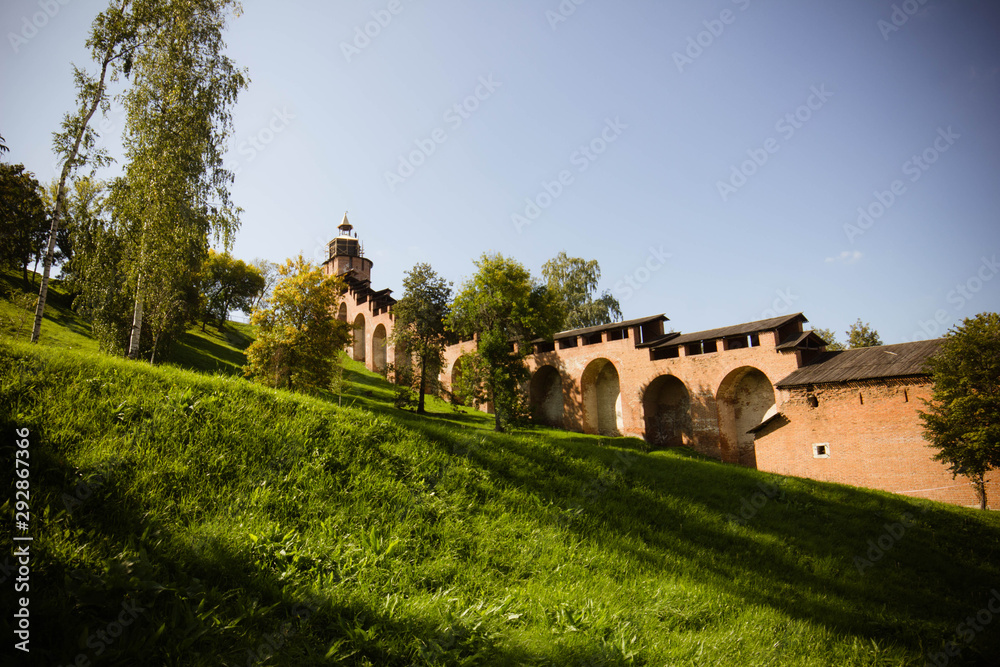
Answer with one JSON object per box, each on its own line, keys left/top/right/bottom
{"left": 919, "top": 312, "right": 1000, "bottom": 510}
{"left": 32, "top": 0, "right": 165, "bottom": 343}
{"left": 0, "top": 163, "right": 48, "bottom": 284}
{"left": 390, "top": 263, "right": 452, "bottom": 413}
{"left": 249, "top": 258, "right": 280, "bottom": 311}
{"left": 812, "top": 327, "right": 845, "bottom": 351}
{"left": 448, "top": 253, "right": 559, "bottom": 432}
{"left": 116, "top": 0, "right": 247, "bottom": 358}
{"left": 245, "top": 256, "right": 350, "bottom": 392}
{"left": 31, "top": 0, "right": 247, "bottom": 353}
{"left": 847, "top": 318, "right": 883, "bottom": 348}
{"left": 542, "top": 251, "right": 621, "bottom": 331}
{"left": 41, "top": 176, "right": 108, "bottom": 294}
{"left": 198, "top": 250, "right": 265, "bottom": 329}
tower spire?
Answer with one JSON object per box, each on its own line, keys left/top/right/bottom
{"left": 338, "top": 211, "right": 353, "bottom": 236}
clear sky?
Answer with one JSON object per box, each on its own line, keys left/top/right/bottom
{"left": 2, "top": 0, "right": 999, "bottom": 344}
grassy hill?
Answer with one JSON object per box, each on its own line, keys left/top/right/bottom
{"left": 2, "top": 279, "right": 1000, "bottom": 665}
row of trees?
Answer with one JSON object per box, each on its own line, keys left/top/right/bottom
{"left": 11, "top": 0, "right": 249, "bottom": 360}
{"left": 243, "top": 251, "right": 624, "bottom": 432}
{"left": 1, "top": 160, "right": 271, "bottom": 359}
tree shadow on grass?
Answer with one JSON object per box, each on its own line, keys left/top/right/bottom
{"left": 14, "top": 426, "right": 573, "bottom": 667}
{"left": 315, "top": 377, "right": 1000, "bottom": 665}
{"left": 165, "top": 329, "right": 248, "bottom": 375}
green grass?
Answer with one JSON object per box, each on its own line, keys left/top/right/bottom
{"left": 162, "top": 321, "right": 255, "bottom": 376}
{"left": 0, "top": 270, "right": 99, "bottom": 351}
{"left": 1, "top": 268, "right": 253, "bottom": 374}
{"left": 2, "top": 275, "right": 1000, "bottom": 665}
{"left": 2, "top": 339, "right": 1000, "bottom": 666}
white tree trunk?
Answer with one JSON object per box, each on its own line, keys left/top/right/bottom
{"left": 128, "top": 281, "right": 144, "bottom": 359}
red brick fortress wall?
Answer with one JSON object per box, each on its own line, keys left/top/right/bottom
{"left": 755, "top": 380, "right": 1000, "bottom": 508}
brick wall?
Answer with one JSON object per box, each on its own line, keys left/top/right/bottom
{"left": 324, "top": 262, "right": 395, "bottom": 374}
{"left": 439, "top": 323, "right": 803, "bottom": 464}
{"left": 755, "top": 380, "right": 1000, "bottom": 508}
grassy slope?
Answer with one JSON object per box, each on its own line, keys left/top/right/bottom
{"left": 0, "top": 270, "right": 99, "bottom": 352}
{"left": 1, "top": 268, "right": 254, "bottom": 374}
{"left": 2, "top": 278, "right": 1000, "bottom": 665}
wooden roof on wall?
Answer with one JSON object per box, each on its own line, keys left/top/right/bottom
{"left": 775, "top": 339, "right": 943, "bottom": 387}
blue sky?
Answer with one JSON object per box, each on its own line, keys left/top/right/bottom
{"left": 2, "top": 0, "right": 999, "bottom": 344}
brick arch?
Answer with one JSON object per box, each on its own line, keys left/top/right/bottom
{"left": 450, "top": 355, "right": 472, "bottom": 406}
{"left": 716, "top": 366, "right": 775, "bottom": 468}
{"left": 337, "top": 302, "right": 347, "bottom": 322}
{"left": 643, "top": 374, "right": 692, "bottom": 448}
{"left": 352, "top": 314, "right": 366, "bottom": 362}
{"left": 581, "top": 358, "right": 623, "bottom": 436}
{"left": 372, "top": 324, "right": 387, "bottom": 373}
{"left": 530, "top": 365, "right": 564, "bottom": 427}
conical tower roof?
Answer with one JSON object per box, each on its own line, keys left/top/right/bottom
{"left": 338, "top": 211, "right": 353, "bottom": 237}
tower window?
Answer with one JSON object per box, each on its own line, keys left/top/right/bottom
{"left": 812, "top": 443, "right": 830, "bottom": 458}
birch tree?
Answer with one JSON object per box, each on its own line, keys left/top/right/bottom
{"left": 117, "top": 0, "right": 247, "bottom": 359}
{"left": 31, "top": 0, "right": 158, "bottom": 343}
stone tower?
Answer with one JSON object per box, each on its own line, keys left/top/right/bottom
{"left": 324, "top": 212, "right": 373, "bottom": 282}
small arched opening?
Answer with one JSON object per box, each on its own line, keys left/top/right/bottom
{"left": 716, "top": 366, "right": 775, "bottom": 468}
{"left": 581, "top": 358, "right": 623, "bottom": 436}
{"left": 643, "top": 375, "right": 692, "bottom": 448}
{"left": 352, "top": 314, "right": 366, "bottom": 362}
{"left": 372, "top": 324, "right": 387, "bottom": 373}
{"left": 529, "top": 365, "right": 564, "bottom": 427}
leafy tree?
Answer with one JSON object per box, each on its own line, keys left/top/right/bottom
{"left": 249, "top": 258, "right": 280, "bottom": 310}
{"left": 31, "top": 0, "right": 163, "bottom": 343}
{"left": 813, "top": 327, "right": 845, "bottom": 351}
{"left": 542, "top": 251, "right": 621, "bottom": 330}
{"left": 919, "top": 313, "right": 1000, "bottom": 510}
{"left": 245, "top": 256, "right": 350, "bottom": 392}
{"left": 391, "top": 263, "right": 452, "bottom": 414}
{"left": 198, "top": 250, "right": 265, "bottom": 330}
{"left": 69, "top": 203, "right": 133, "bottom": 353}
{"left": 846, "top": 318, "right": 883, "bottom": 348}
{"left": 0, "top": 163, "right": 48, "bottom": 285}
{"left": 448, "top": 253, "right": 559, "bottom": 432}
{"left": 0, "top": 132, "right": 8, "bottom": 154}
{"left": 42, "top": 176, "right": 109, "bottom": 293}
{"left": 116, "top": 0, "right": 247, "bottom": 358}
